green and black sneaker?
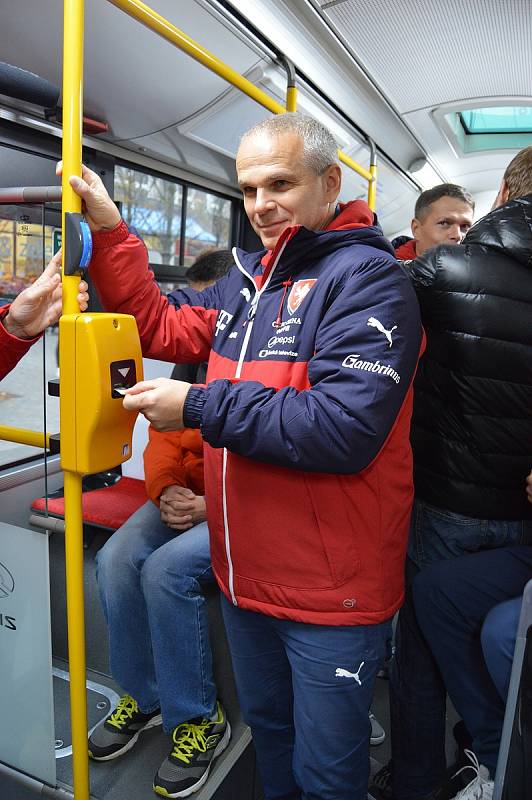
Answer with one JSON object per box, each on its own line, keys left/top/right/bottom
{"left": 88, "top": 694, "right": 162, "bottom": 761}
{"left": 153, "top": 702, "right": 231, "bottom": 798}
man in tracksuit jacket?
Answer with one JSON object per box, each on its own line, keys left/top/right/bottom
{"left": 70, "top": 113, "right": 423, "bottom": 800}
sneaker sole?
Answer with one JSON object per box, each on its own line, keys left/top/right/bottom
{"left": 370, "top": 732, "right": 386, "bottom": 746}
{"left": 89, "top": 713, "right": 163, "bottom": 761}
{"left": 153, "top": 721, "right": 231, "bottom": 798}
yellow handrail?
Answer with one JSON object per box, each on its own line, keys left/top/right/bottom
{"left": 108, "top": 0, "right": 286, "bottom": 115}
{"left": 0, "top": 425, "right": 50, "bottom": 449}
{"left": 107, "top": 0, "right": 375, "bottom": 199}
{"left": 286, "top": 86, "right": 298, "bottom": 112}
{"left": 61, "top": 2, "right": 90, "bottom": 799}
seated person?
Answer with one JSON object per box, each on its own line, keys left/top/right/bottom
{"left": 411, "top": 470, "right": 532, "bottom": 800}
{"left": 88, "top": 251, "right": 232, "bottom": 799}
{"left": 1, "top": 251, "right": 88, "bottom": 379}
{"left": 393, "top": 183, "right": 474, "bottom": 259}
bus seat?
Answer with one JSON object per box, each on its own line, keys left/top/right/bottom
{"left": 30, "top": 475, "right": 148, "bottom": 532}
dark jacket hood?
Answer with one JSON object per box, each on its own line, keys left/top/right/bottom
{"left": 464, "top": 194, "right": 532, "bottom": 268}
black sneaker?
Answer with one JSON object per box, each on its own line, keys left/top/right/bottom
{"left": 153, "top": 701, "right": 231, "bottom": 798}
{"left": 369, "top": 760, "right": 393, "bottom": 800}
{"left": 88, "top": 694, "right": 162, "bottom": 761}
{"left": 369, "top": 760, "right": 450, "bottom": 800}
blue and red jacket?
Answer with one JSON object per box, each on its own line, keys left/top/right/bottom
{"left": 90, "top": 201, "right": 423, "bottom": 625}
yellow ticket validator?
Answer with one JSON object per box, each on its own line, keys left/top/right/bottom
{"left": 59, "top": 313, "right": 143, "bottom": 475}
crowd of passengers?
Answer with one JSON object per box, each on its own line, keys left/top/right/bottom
{"left": 1, "top": 113, "right": 531, "bottom": 800}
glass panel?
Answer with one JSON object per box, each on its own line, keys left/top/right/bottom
{"left": 184, "top": 189, "right": 232, "bottom": 267}
{"left": 114, "top": 166, "right": 183, "bottom": 265}
{"left": 460, "top": 107, "right": 532, "bottom": 134}
{"left": 0, "top": 523, "right": 56, "bottom": 785}
{"left": 0, "top": 205, "right": 60, "bottom": 467}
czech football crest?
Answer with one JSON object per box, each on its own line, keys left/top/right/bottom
{"left": 287, "top": 279, "right": 317, "bottom": 315}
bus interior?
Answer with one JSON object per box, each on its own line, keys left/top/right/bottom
{"left": 0, "top": 1, "right": 531, "bottom": 799}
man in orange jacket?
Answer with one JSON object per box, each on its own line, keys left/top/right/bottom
{"left": 88, "top": 250, "right": 233, "bottom": 799}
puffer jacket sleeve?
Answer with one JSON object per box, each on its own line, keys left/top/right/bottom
{"left": 185, "top": 257, "right": 423, "bottom": 473}
{"left": 404, "top": 247, "right": 439, "bottom": 290}
{"left": 143, "top": 427, "right": 187, "bottom": 505}
{"left": 144, "top": 427, "right": 205, "bottom": 503}
{"left": 89, "top": 222, "right": 229, "bottom": 364}
{"left": 0, "top": 305, "right": 39, "bottom": 380}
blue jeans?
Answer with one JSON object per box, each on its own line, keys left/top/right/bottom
{"left": 482, "top": 596, "right": 523, "bottom": 700}
{"left": 221, "top": 594, "right": 392, "bottom": 800}
{"left": 95, "top": 500, "right": 216, "bottom": 731}
{"left": 390, "top": 499, "right": 532, "bottom": 800}
{"left": 413, "top": 547, "right": 532, "bottom": 776}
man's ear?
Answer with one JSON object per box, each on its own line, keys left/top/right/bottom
{"left": 323, "top": 164, "right": 342, "bottom": 202}
{"left": 410, "top": 217, "right": 420, "bottom": 240}
{"left": 492, "top": 180, "right": 509, "bottom": 210}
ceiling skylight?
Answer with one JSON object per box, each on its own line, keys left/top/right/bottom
{"left": 460, "top": 107, "right": 532, "bottom": 134}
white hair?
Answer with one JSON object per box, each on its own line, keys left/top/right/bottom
{"left": 240, "top": 112, "right": 339, "bottom": 175}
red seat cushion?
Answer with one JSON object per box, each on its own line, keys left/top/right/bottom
{"left": 31, "top": 477, "right": 148, "bottom": 531}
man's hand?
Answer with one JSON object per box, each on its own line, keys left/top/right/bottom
{"left": 3, "top": 252, "right": 89, "bottom": 339}
{"left": 527, "top": 471, "right": 532, "bottom": 504}
{"left": 159, "top": 485, "right": 207, "bottom": 530}
{"left": 122, "top": 378, "right": 192, "bottom": 431}
{"left": 56, "top": 161, "right": 121, "bottom": 232}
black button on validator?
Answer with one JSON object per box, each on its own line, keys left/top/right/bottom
{"left": 110, "top": 359, "right": 137, "bottom": 399}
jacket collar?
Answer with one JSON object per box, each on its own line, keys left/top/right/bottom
{"left": 235, "top": 200, "right": 393, "bottom": 281}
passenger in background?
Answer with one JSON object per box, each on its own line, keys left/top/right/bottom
{"left": 412, "top": 471, "right": 532, "bottom": 799}
{"left": 372, "top": 146, "right": 532, "bottom": 800}
{"left": 0, "top": 251, "right": 88, "bottom": 380}
{"left": 393, "top": 183, "right": 474, "bottom": 259}
{"left": 88, "top": 250, "right": 233, "bottom": 799}
{"left": 67, "top": 112, "right": 423, "bottom": 800}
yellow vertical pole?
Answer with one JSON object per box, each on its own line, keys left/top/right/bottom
{"left": 286, "top": 86, "right": 298, "bottom": 113}
{"left": 367, "top": 139, "right": 377, "bottom": 212}
{"left": 62, "top": 0, "right": 84, "bottom": 315}
{"left": 63, "top": 471, "right": 89, "bottom": 800}
{"left": 280, "top": 56, "right": 297, "bottom": 113}
{"left": 61, "top": 2, "right": 90, "bottom": 800}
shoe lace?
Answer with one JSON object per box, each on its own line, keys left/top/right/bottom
{"left": 107, "top": 695, "right": 139, "bottom": 731}
{"left": 451, "top": 750, "right": 493, "bottom": 799}
{"left": 373, "top": 760, "right": 392, "bottom": 790}
{"left": 171, "top": 720, "right": 212, "bottom": 765}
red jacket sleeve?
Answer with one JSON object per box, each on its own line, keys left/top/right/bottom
{"left": 143, "top": 427, "right": 205, "bottom": 505}
{"left": 0, "top": 305, "right": 39, "bottom": 381}
{"left": 89, "top": 222, "right": 222, "bottom": 364}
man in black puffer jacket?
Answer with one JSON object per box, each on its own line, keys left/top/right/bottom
{"left": 372, "top": 146, "right": 532, "bottom": 800}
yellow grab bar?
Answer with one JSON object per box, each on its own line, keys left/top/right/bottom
{"left": 0, "top": 425, "right": 50, "bottom": 449}
{"left": 107, "top": 0, "right": 375, "bottom": 203}
{"left": 108, "top": 0, "right": 286, "bottom": 115}
{"left": 338, "top": 151, "right": 373, "bottom": 186}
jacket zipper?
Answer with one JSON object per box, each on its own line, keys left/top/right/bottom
{"left": 221, "top": 244, "right": 289, "bottom": 604}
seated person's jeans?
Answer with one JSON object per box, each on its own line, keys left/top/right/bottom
{"left": 390, "top": 499, "right": 532, "bottom": 800}
{"left": 96, "top": 500, "right": 216, "bottom": 731}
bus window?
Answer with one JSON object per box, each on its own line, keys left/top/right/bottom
{"left": 0, "top": 204, "right": 60, "bottom": 468}
{"left": 114, "top": 165, "right": 183, "bottom": 266}
{"left": 183, "top": 188, "right": 232, "bottom": 266}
